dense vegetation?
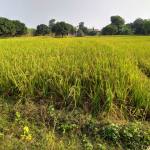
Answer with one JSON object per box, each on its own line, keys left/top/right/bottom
{"left": 0, "top": 17, "right": 27, "bottom": 37}
{"left": 1, "top": 16, "right": 150, "bottom": 37}
{"left": 101, "top": 16, "right": 150, "bottom": 35}
{"left": 0, "top": 36, "right": 150, "bottom": 149}
{"left": 35, "top": 16, "right": 150, "bottom": 36}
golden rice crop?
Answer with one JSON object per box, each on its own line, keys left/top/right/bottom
{"left": 0, "top": 36, "right": 150, "bottom": 117}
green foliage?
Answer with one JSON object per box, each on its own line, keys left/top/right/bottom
{"left": 1, "top": 16, "right": 150, "bottom": 37}
{"left": 78, "top": 22, "right": 89, "bottom": 35}
{"left": 102, "top": 16, "right": 150, "bottom": 35}
{"left": 88, "top": 29, "right": 98, "bottom": 36}
{"left": 15, "top": 111, "right": 21, "bottom": 122}
{"left": 101, "top": 124, "right": 120, "bottom": 143}
{"left": 0, "top": 17, "right": 27, "bottom": 37}
{"left": 69, "top": 25, "right": 76, "bottom": 35}
{"left": 0, "top": 17, "right": 16, "bottom": 36}
{"left": 52, "top": 21, "right": 75, "bottom": 37}
{"left": 35, "top": 24, "right": 50, "bottom": 35}
{"left": 101, "top": 24, "right": 118, "bottom": 35}
{"left": 0, "top": 97, "right": 150, "bottom": 150}
{"left": 111, "top": 16, "right": 125, "bottom": 26}
{"left": 12, "top": 20, "right": 27, "bottom": 36}
{"left": 82, "top": 121, "right": 150, "bottom": 150}
{"left": 49, "top": 19, "right": 56, "bottom": 33}
{"left": 58, "top": 123, "right": 78, "bottom": 134}
{"left": 133, "top": 18, "right": 145, "bottom": 34}
{"left": 97, "top": 144, "right": 107, "bottom": 150}
{"left": 82, "top": 134, "right": 93, "bottom": 150}
{"left": 120, "top": 122, "right": 150, "bottom": 150}
{"left": 120, "top": 25, "right": 133, "bottom": 35}
{"left": 143, "top": 19, "right": 150, "bottom": 35}
{"left": 102, "top": 16, "right": 127, "bottom": 35}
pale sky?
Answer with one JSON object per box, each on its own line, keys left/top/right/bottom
{"left": 0, "top": 0, "right": 150, "bottom": 29}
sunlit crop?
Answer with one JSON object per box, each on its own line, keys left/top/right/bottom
{"left": 0, "top": 36, "right": 150, "bottom": 117}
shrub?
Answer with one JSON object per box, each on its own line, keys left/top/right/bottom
{"left": 101, "top": 123, "right": 120, "bottom": 143}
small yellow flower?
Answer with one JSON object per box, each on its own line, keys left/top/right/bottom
{"left": 24, "top": 126, "right": 29, "bottom": 134}
{"left": 21, "top": 126, "right": 33, "bottom": 142}
{"left": 26, "top": 134, "right": 32, "bottom": 142}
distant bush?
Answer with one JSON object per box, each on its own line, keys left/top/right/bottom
{"left": 88, "top": 30, "right": 98, "bottom": 36}
{"left": 120, "top": 25, "right": 133, "bottom": 35}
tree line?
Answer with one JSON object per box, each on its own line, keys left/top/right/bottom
{"left": 0, "top": 17, "right": 27, "bottom": 36}
{"left": 0, "top": 16, "right": 150, "bottom": 37}
{"left": 34, "top": 16, "right": 150, "bottom": 36}
{"left": 33, "top": 19, "right": 99, "bottom": 37}
{"left": 101, "top": 16, "right": 150, "bottom": 35}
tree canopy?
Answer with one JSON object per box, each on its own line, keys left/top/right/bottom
{"left": 52, "top": 22, "right": 75, "bottom": 37}
{"left": 101, "top": 16, "right": 150, "bottom": 35}
{"left": 111, "top": 16, "right": 125, "bottom": 26}
{"left": 0, "top": 17, "right": 27, "bottom": 37}
{"left": 1, "top": 16, "right": 150, "bottom": 37}
{"left": 12, "top": 20, "right": 27, "bottom": 36}
{"left": 101, "top": 24, "right": 118, "bottom": 35}
{"left": 143, "top": 20, "right": 150, "bottom": 35}
{"left": 35, "top": 24, "right": 50, "bottom": 35}
{"left": 49, "top": 19, "right": 56, "bottom": 33}
{"left": 133, "top": 18, "right": 144, "bottom": 35}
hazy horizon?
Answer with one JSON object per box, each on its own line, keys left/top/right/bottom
{"left": 0, "top": 0, "right": 150, "bottom": 29}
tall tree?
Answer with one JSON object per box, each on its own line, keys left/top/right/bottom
{"left": 133, "top": 18, "right": 144, "bottom": 34}
{"left": 35, "top": 24, "right": 50, "bottom": 35}
{"left": 79, "top": 22, "right": 84, "bottom": 29}
{"left": 78, "top": 22, "right": 88, "bottom": 35}
{"left": 0, "top": 17, "right": 16, "bottom": 36}
{"left": 111, "top": 16, "right": 125, "bottom": 26}
{"left": 12, "top": 20, "right": 27, "bottom": 36}
{"left": 143, "top": 19, "right": 150, "bottom": 35}
{"left": 111, "top": 16, "right": 125, "bottom": 34}
{"left": 52, "top": 22, "right": 74, "bottom": 37}
{"left": 49, "top": 19, "right": 56, "bottom": 33}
